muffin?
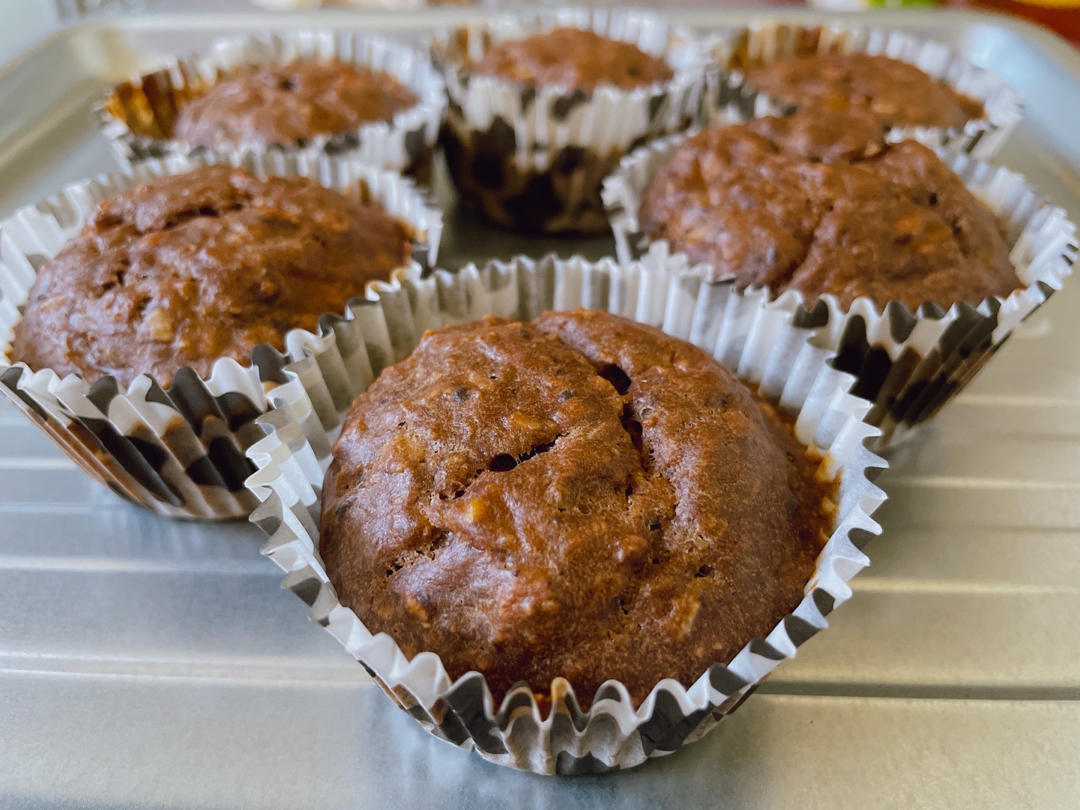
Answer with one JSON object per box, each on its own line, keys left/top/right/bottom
{"left": 98, "top": 32, "right": 446, "bottom": 177}
{"left": 247, "top": 252, "right": 885, "bottom": 772}
{"left": 604, "top": 115, "right": 1076, "bottom": 450}
{"left": 434, "top": 9, "right": 704, "bottom": 234}
{"left": 0, "top": 154, "right": 440, "bottom": 520}
{"left": 466, "top": 27, "right": 673, "bottom": 90}
{"left": 319, "top": 310, "right": 836, "bottom": 706}
{"left": 742, "top": 53, "right": 983, "bottom": 132}
{"left": 638, "top": 112, "right": 1020, "bottom": 311}
{"left": 172, "top": 61, "right": 418, "bottom": 149}
{"left": 705, "top": 23, "right": 1022, "bottom": 160}
{"left": 10, "top": 165, "right": 415, "bottom": 388}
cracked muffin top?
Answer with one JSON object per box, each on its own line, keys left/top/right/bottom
{"left": 466, "top": 27, "right": 673, "bottom": 90}
{"left": 320, "top": 309, "right": 835, "bottom": 707}
{"left": 639, "top": 112, "right": 1019, "bottom": 311}
{"left": 173, "top": 61, "right": 418, "bottom": 148}
{"left": 742, "top": 52, "right": 983, "bottom": 131}
{"left": 10, "top": 165, "right": 414, "bottom": 386}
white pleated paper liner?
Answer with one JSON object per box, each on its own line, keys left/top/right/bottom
{"left": 97, "top": 31, "right": 447, "bottom": 179}
{"left": 244, "top": 249, "right": 887, "bottom": 774}
{"left": 603, "top": 130, "right": 1078, "bottom": 451}
{"left": 703, "top": 22, "right": 1023, "bottom": 160}
{"left": 430, "top": 7, "right": 705, "bottom": 234}
{"left": 0, "top": 152, "right": 441, "bottom": 520}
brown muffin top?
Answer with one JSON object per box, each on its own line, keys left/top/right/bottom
{"left": 639, "top": 113, "right": 1019, "bottom": 310}
{"left": 173, "top": 61, "right": 418, "bottom": 148}
{"left": 744, "top": 53, "right": 984, "bottom": 131}
{"left": 468, "top": 27, "right": 673, "bottom": 90}
{"left": 320, "top": 310, "right": 834, "bottom": 707}
{"left": 11, "top": 165, "right": 414, "bottom": 387}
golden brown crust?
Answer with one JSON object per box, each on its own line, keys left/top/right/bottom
{"left": 320, "top": 310, "right": 834, "bottom": 707}
{"left": 468, "top": 27, "right": 672, "bottom": 90}
{"left": 173, "top": 61, "right": 418, "bottom": 148}
{"left": 10, "top": 166, "right": 413, "bottom": 386}
{"left": 745, "top": 53, "right": 984, "bottom": 131}
{"left": 639, "top": 113, "right": 1019, "bottom": 310}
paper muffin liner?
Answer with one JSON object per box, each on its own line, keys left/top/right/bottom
{"left": 602, "top": 130, "right": 1078, "bottom": 451}
{"left": 703, "top": 22, "right": 1023, "bottom": 160}
{"left": 244, "top": 249, "right": 887, "bottom": 774}
{"left": 97, "top": 31, "right": 447, "bottom": 180}
{"left": 0, "top": 151, "right": 441, "bottom": 520}
{"left": 431, "top": 7, "right": 705, "bottom": 234}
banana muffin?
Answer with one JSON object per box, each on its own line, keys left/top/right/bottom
{"left": 467, "top": 27, "right": 673, "bottom": 90}
{"left": 320, "top": 309, "right": 835, "bottom": 707}
{"left": 436, "top": 15, "right": 699, "bottom": 235}
{"left": 10, "top": 165, "right": 414, "bottom": 386}
{"left": 741, "top": 52, "right": 983, "bottom": 132}
{"left": 173, "top": 61, "right": 418, "bottom": 148}
{"left": 639, "top": 112, "right": 1020, "bottom": 310}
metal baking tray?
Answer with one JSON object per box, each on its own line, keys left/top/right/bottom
{"left": 1, "top": 5, "right": 1079, "bottom": 808}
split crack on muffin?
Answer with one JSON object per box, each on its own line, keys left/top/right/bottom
{"left": 320, "top": 310, "right": 835, "bottom": 707}
{"left": 639, "top": 111, "right": 1020, "bottom": 311}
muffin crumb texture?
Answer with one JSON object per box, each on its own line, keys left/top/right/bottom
{"left": 640, "top": 113, "right": 1019, "bottom": 310}
{"left": 173, "top": 61, "right": 418, "bottom": 148}
{"left": 744, "top": 53, "right": 984, "bottom": 131}
{"left": 468, "top": 27, "right": 673, "bottom": 90}
{"left": 11, "top": 165, "right": 413, "bottom": 386}
{"left": 320, "top": 310, "right": 835, "bottom": 707}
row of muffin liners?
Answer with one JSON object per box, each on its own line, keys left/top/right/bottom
{"left": 431, "top": 7, "right": 706, "bottom": 235}
{"left": 245, "top": 248, "right": 887, "bottom": 775}
{"left": 0, "top": 150, "right": 442, "bottom": 520}
{"left": 602, "top": 130, "right": 1078, "bottom": 451}
{"left": 704, "top": 21, "right": 1024, "bottom": 160}
{"left": 97, "top": 30, "right": 447, "bottom": 180}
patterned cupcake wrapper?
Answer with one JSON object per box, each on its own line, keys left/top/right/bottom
{"left": 244, "top": 249, "right": 887, "bottom": 775}
{"left": 0, "top": 150, "right": 442, "bottom": 520}
{"left": 97, "top": 31, "right": 446, "bottom": 179}
{"left": 703, "top": 22, "right": 1024, "bottom": 160}
{"left": 602, "top": 130, "right": 1078, "bottom": 451}
{"left": 431, "top": 7, "right": 706, "bottom": 234}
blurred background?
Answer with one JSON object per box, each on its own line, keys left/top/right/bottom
{"left": 3, "top": 0, "right": 1069, "bottom": 65}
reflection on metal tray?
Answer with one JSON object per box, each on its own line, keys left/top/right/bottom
{"left": 1, "top": 6, "right": 1079, "bottom": 808}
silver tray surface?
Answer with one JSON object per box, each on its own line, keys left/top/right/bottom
{"left": 1, "top": 6, "right": 1079, "bottom": 808}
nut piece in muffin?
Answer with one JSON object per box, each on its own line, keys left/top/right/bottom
{"left": 320, "top": 310, "right": 835, "bottom": 707}
{"left": 10, "top": 165, "right": 414, "bottom": 387}
{"left": 467, "top": 27, "right": 673, "bottom": 90}
{"left": 639, "top": 112, "right": 1020, "bottom": 310}
{"left": 742, "top": 52, "right": 984, "bottom": 132}
{"left": 173, "top": 61, "right": 418, "bottom": 148}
